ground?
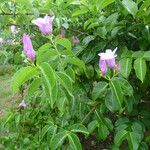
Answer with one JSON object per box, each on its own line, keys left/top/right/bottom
{"left": 0, "top": 74, "right": 14, "bottom": 117}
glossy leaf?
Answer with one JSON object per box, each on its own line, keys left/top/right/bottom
{"left": 109, "top": 79, "right": 123, "bottom": 110}
{"left": 114, "top": 77, "right": 133, "bottom": 96}
{"left": 68, "top": 132, "right": 82, "bottom": 150}
{"left": 88, "top": 120, "right": 98, "bottom": 134}
{"left": 143, "top": 51, "right": 150, "bottom": 61}
{"left": 98, "top": 124, "right": 109, "bottom": 140}
{"left": 132, "top": 51, "right": 144, "bottom": 58}
{"left": 39, "top": 62, "right": 56, "bottom": 107}
{"left": 82, "top": 35, "right": 95, "bottom": 45}
{"left": 96, "top": 0, "right": 115, "bottom": 11}
{"left": 127, "top": 132, "right": 141, "bottom": 150}
{"left": 134, "top": 58, "right": 147, "bottom": 82}
{"left": 92, "top": 81, "right": 108, "bottom": 100}
{"left": 27, "top": 77, "right": 41, "bottom": 97}
{"left": 65, "top": 68, "right": 75, "bottom": 82}
{"left": 120, "top": 58, "right": 132, "bottom": 78}
{"left": 70, "top": 123, "right": 89, "bottom": 135}
{"left": 41, "top": 124, "right": 56, "bottom": 140}
{"left": 56, "top": 38, "right": 72, "bottom": 50}
{"left": 122, "top": 0, "right": 138, "bottom": 17}
{"left": 63, "top": 57, "right": 86, "bottom": 71}
{"left": 114, "top": 130, "right": 128, "bottom": 146}
{"left": 12, "top": 66, "right": 39, "bottom": 92}
{"left": 50, "top": 131, "right": 68, "bottom": 150}
{"left": 56, "top": 72, "right": 73, "bottom": 97}
{"left": 72, "top": 8, "right": 88, "bottom": 17}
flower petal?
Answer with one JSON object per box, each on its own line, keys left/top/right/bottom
{"left": 23, "top": 33, "right": 35, "bottom": 61}
{"left": 106, "top": 58, "right": 115, "bottom": 68}
{"left": 99, "top": 58, "right": 107, "bottom": 74}
{"left": 32, "top": 15, "right": 54, "bottom": 35}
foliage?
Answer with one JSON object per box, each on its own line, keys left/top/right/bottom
{"left": 0, "top": 0, "right": 150, "bottom": 149}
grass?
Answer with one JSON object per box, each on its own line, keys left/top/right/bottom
{"left": 0, "top": 74, "right": 13, "bottom": 117}
{"left": 0, "top": 75, "right": 12, "bottom": 103}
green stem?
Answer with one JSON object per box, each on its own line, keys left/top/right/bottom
{"left": 81, "top": 106, "right": 96, "bottom": 124}
{"left": 49, "top": 36, "right": 63, "bottom": 70}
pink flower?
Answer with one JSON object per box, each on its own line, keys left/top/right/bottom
{"left": 19, "top": 100, "right": 27, "bottom": 108}
{"left": 61, "top": 28, "right": 65, "bottom": 38}
{"left": 98, "top": 48, "right": 117, "bottom": 74}
{"left": 99, "top": 59, "right": 107, "bottom": 74}
{"left": 72, "top": 36, "right": 79, "bottom": 44}
{"left": 32, "top": 14, "right": 54, "bottom": 35}
{"left": 23, "top": 33, "right": 36, "bottom": 61}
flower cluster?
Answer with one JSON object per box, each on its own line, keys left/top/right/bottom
{"left": 98, "top": 48, "right": 119, "bottom": 75}
{"left": 23, "top": 14, "right": 54, "bottom": 61}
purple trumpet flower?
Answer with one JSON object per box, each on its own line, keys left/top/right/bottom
{"left": 32, "top": 14, "right": 54, "bottom": 35}
{"left": 72, "top": 36, "right": 79, "bottom": 44}
{"left": 19, "top": 100, "right": 27, "bottom": 108}
{"left": 98, "top": 48, "right": 117, "bottom": 75}
{"left": 23, "top": 33, "right": 36, "bottom": 61}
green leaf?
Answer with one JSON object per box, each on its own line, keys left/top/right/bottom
{"left": 63, "top": 57, "right": 86, "bottom": 71}
{"left": 115, "top": 117, "right": 129, "bottom": 127}
{"left": 27, "top": 78, "right": 41, "bottom": 97}
{"left": 131, "top": 122, "right": 144, "bottom": 135}
{"left": 132, "top": 51, "right": 144, "bottom": 58}
{"left": 134, "top": 58, "right": 147, "bottom": 82}
{"left": 127, "top": 132, "right": 142, "bottom": 150}
{"left": 72, "top": 8, "right": 88, "bottom": 17}
{"left": 68, "top": 132, "right": 82, "bottom": 150}
{"left": 98, "top": 124, "right": 109, "bottom": 140}
{"left": 70, "top": 123, "right": 89, "bottom": 135}
{"left": 96, "top": 0, "right": 115, "bottom": 11}
{"left": 96, "top": 27, "right": 107, "bottom": 39}
{"left": 114, "top": 77, "right": 133, "bottom": 96}
{"left": 84, "top": 18, "right": 94, "bottom": 30}
{"left": 39, "top": 62, "right": 56, "bottom": 108}
{"left": 105, "top": 90, "right": 117, "bottom": 112}
{"left": 50, "top": 131, "right": 68, "bottom": 150}
{"left": 114, "top": 130, "right": 128, "bottom": 147}
{"left": 88, "top": 120, "right": 98, "bottom": 134}
{"left": 92, "top": 81, "right": 108, "bottom": 100}
{"left": 56, "top": 38, "right": 72, "bottom": 50}
{"left": 84, "top": 65, "right": 94, "bottom": 79}
{"left": 121, "top": 50, "right": 133, "bottom": 58}
{"left": 139, "top": 0, "right": 150, "bottom": 11}
{"left": 115, "top": 124, "right": 128, "bottom": 133}
{"left": 109, "top": 79, "right": 123, "bottom": 110}
{"left": 57, "top": 96, "right": 67, "bottom": 115}
{"left": 82, "top": 35, "right": 95, "bottom": 45}
{"left": 120, "top": 58, "right": 132, "bottom": 78}
{"left": 95, "top": 110, "right": 113, "bottom": 131}
{"left": 37, "top": 48, "right": 58, "bottom": 65}
{"left": 122, "top": 0, "right": 138, "bottom": 17}
{"left": 65, "top": 68, "right": 75, "bottom": 82}
{"left": 56, "top": 72, "right": 73, "bottom": 97}
{"left": 139, "top": 142, "right": 149, "bottom": 150}
{"left": 82, "top": 50, "right": 96, "bottom": 64}
{"left": 41, "top": 124, "right": 56, "bottom": 140}
{"left": 12, "top": 66, "right": 39, "bottom": 92}
{"left": 87, "top": 22, "right": 99, "bottom": 30}
{"left": 143, "top": 51, "right": 150, "bottom": 61}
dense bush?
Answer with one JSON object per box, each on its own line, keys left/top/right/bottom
{"left": 0, "top": 0, "right": 150, "bottom": 149}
